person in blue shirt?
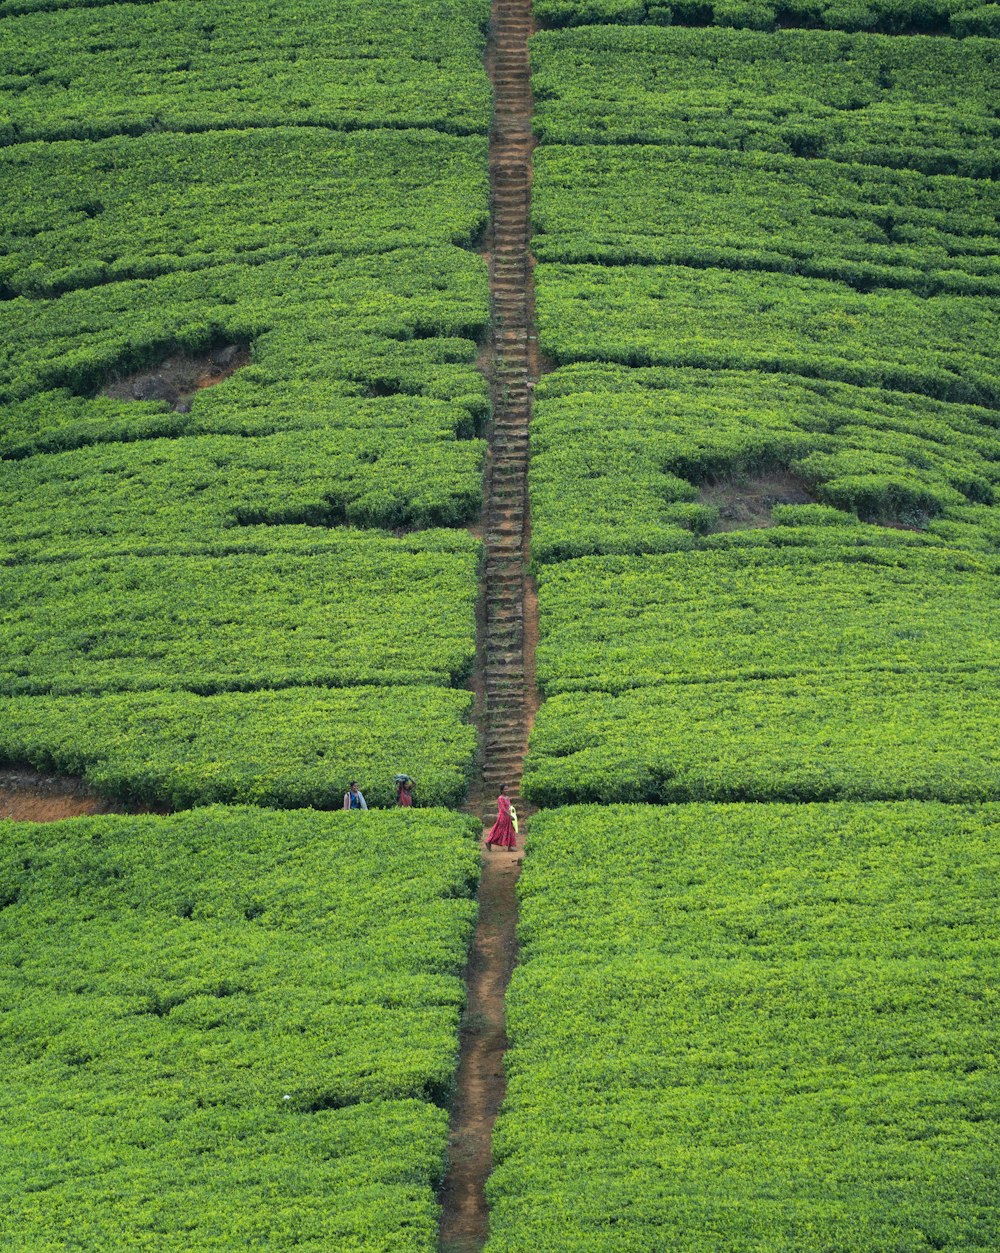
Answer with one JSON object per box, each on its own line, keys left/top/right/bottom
{"left": 343, "top": 781, "right": 368, "bottom": 811}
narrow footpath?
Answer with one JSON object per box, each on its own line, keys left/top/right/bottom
{"left": 439, "top": 1, "right": 538, "bottom": 1248}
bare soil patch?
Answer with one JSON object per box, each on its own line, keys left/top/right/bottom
{"left": 0, "top": 768, "right": 167, "bottom": 823}
{"left": 0, "top": 767, "right": 116, "bottom": 822}
{"left": 102, "top": 342, "right": 249, "bottom": 412}
{"left": 699, "top": 467, "right": 815, "bottom": 530}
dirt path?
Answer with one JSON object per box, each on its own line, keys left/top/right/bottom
{"left": 438, "top": 1, "right": 538, "bottom": 1248}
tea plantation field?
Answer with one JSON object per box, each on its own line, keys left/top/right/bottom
{"left": 4, "top": 0, "right": 1000, "bottom": 1243}
{"left": 488, "top": 804, "right": 1000, "bottom": 1250}
{"left": 0, "top": 0, "right": 492, "bottom": 808}
{"left": 1, "top": 0, "right": 491, "bottom": 1241}
{"left": 500, "top": 5, "right": 1000, "bottom": 1247}
{"left": 525, "top": 14, "right": 1000, "bottom": 803}
{"left": 0, "top": 807, "right": 480, "bottom": 1248}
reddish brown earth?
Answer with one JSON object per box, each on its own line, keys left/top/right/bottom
{"left": 103, "top": 342, "right": 249, "bottom": 411}
{"left": 699, "top": 467, "right": 815, "bottom": 530}
{"left": 0, "top": 768, "right": 168, "bottom": 823}
{"left": 438, "top": 0, "right": 539, "bottom": 1248}
{"left": 0, "top": 768, "right": 118, "bottom": 822}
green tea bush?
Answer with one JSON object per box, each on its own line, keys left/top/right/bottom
{"left": 0, "top": 805, "right": 480, "bottom": 1247}
{"left": 487, "top": 802, "right": 1000, "bottom": 1250}
{"left": 535, "top": 0, "right": 998, "bottom": 35}
{"left": 0, "top": 128, "right": 488, "bottom": 297}
{"left": 1, "top": 356, "right": 488, "bottom": 460}
{"left": 0, "top": 424, "right": 484, "bottom": 557}
{"left": 523, "top": 669, "right": 1000, "bottom": 805}
{"left": 0, "top": 686, "right": 476, "bottom": 809}
{"left": 534, "top": 145, "right": 1000, "bottom": 295}
{"left": 532, "top": 27, "right": 1000, "bottom": 176}
{"left": 536, "top": 548, "right": 1000, "bottom": 693}
{"left": 535, "top": 263, "right": 1000, "bottom": 406}
{"left": 0, "top": 0, "right": 491, "bottom": 141}
{"left": 530, "top": 365, "right": 1000, "bottom": 559}
{"left": 0, "top": 246, "right": 489, "bottom": 404}
{"left": 0, "top": 532, "right": 479, "bottom": 695}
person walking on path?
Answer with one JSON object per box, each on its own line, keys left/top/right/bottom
{"left": 396, "top": 776, "right": 414, "bottom": 807}
{"left": 486, "top": 784, "right": 517, "bottom": 850}
{"left": 343, "top": 781, "right": 368, "bottom": 811}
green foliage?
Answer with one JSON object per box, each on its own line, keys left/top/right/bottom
{"left": 0, "top": 128, "right": 488, "bottom": 298}
{"left": 0, "top": 246, "right": 488, "bottom": 404}
{"left": 536, "top": 547, "right": 1000, "bottom": 694}
{"left": 535, "top": 0, "right": 996, "bottom": 34}
{"left": 0, "top": 686, "right": 476, "bottom": 809}
{"left": 534, "top": 145, "right": 1000, "bottom": 295}
{"left": 487, "top": 802, "right": 1000, "bottom": 1250}
{"left": 0, "top": 805, "right": 480, "bottom": 1247}
{"left": 0, "top": 354, "right": 488, "bottom": 460}
{"left": 523, "top": 669, "right": 1000, "bottom": 805}
{"left": 0, "top": 0, "right": 490, "bottom": 814}
{"left": 0, "top": 0, "right": 494, "bottom": 1237}
{"left": 0, "top": 532, "right": 479, "bottom": 695}
{"left": 535, "top": 263, "right": 1000, "bottom": 406}
{"left": 0, "top": 0, "right": 491, "bottom": 141}
{"left": 532, "top": 27, "right": 1000, "bottom": 177}
{"left": 0, "top": 424, "right": 484, "bottom": 558}
{"left": 530, "top": 365, "right": 1000, "bottom": 560}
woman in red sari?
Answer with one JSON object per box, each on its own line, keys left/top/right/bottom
{"left": 486, "top": 784, "right": 517, "bottom": 850}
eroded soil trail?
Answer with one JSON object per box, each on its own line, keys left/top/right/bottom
{"left": 439, "top": 1, "right": 538, "bottom": 1248}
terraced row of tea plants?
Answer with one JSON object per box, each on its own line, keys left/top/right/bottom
{"left": 1, "top": 0, "right": 491, "bottom": 1243}
{"left": 490, "top": 10, "right": 1000, "bottom": 1248}
{"left": 535, "top": 0, "right": 1000, "bottom": 35}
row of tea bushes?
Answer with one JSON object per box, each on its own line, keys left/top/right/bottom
{"left": 0, "top": 686, "right": 476, "bottom": 809}
{"left": 534, "top": 547, "right": 1000, "bottom": 694}
{"left": 0, "top": 128, "right": 488, "bottom": 298}
{"left": 529, "top": 365, "right": 1000, "bottom": 561}
{"left": 487, "top": 803, "right": 1000, "bottom": 1250}
{"left": 523, "top": 668, "right": 1000, "bottom": 805}
{"left": 0, "top": 0, "right": 491, "bottom": 141}
{"left": 531, "top": 363, "right": 1000, "bottom": 558}
{"left": 0, "top": 381, "right": 487, "bottom": 462}
{"left": 0, "top": 246, "right": 488, "bottom": 404}
{"left": 535, "top": 263, "right": 1000, "bottom": 407}
{"left": 0, "top": 423, "right": 484, "bottom": 557}
{"left": 535, "top": 0, "right": 1000, "bottom": 34}
{"left": 0, "top": 532, "right": 479, "bottom": 696}
{"left": 532, "top": 27, "right": 1000, "bottom": 176}
{"left": 534, "top": 145, "right": 1000, "bottom": 295}
{"left": 0, "top": 806, "right": 480, "bottom": 1247}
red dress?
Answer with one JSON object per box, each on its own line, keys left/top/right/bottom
{"left": 486, "top": 794, "right": 517, "bottom": 848}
